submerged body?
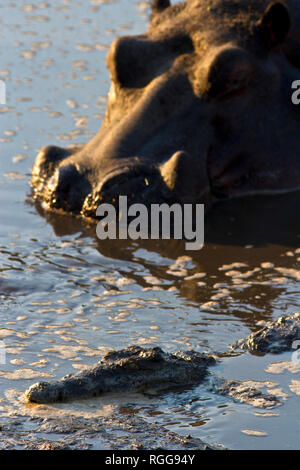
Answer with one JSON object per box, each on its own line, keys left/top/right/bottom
{"left": 31, "top": 0, "right": 300, "bottom": 216}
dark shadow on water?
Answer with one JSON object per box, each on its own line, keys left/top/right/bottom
{"left": 33, "top": 189, "right": 300, "bottom": 258}
{"left": 206, "top": 190, "right": 300, "bottom": 247}
{"left": 30, "top": 190, "right": 300, "bottom": 332}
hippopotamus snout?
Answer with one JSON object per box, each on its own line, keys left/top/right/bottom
{"left": 32, "top": 141, "right": 211, "bottom": 216}
{"left": 94, "top": 150, "right": 211, "bottom": 206}
{"left": 31, "top": 145, "right": 92, "bottom": 213}
{"left": 94, "top": 166, "right": 161, "bottom": 202}
{"left": 32, "top": 145, "right": 168, "bottom": 216}
{"left": 81, "top": 164, "right": 167, "bottom": 216}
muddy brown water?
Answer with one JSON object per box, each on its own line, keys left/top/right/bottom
{"left": 0, "top": 0, "right": 299, "bottom": 450}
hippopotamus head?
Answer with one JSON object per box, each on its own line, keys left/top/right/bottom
{"left": 31, "top": 0, "right": 300, "bottom": 216}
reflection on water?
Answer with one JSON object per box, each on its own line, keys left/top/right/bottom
{"left": 0, "top": 0, "right": 300, "bottom": 450}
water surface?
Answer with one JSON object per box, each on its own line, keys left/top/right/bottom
{"left": 0, "top": 0, "right": 300, "bottom": 450}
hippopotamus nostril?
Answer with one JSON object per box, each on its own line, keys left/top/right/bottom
{"left": 31, "top": 145, "right": 75, "bottom": 203}
{"left": 32, "top": 145, "right": 71, "bottom": 181}
{"left": 49, "top": 164, "right": 91, "bottom": 214}
{"left": 98, "top": 170, "right": 156, "bottom": 203}
{"left": 80, "top": 167, "right": 164, "bottom": 217}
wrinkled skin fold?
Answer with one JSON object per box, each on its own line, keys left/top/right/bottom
{"left": 31, "top": 0, "right": 300, "bottom": 216}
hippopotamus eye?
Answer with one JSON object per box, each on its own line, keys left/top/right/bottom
{"left": 107, "top": 36, "right": 167, "bottom": 89}
{"left": 207, "top": 47, "right": 254, "bottom": 100}
{"left": 107, "top": 34, "right": 193, "bottom": 89}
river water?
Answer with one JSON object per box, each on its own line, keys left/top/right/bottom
{"left": 0, "top": 0, "right": 300, "bottom": 450}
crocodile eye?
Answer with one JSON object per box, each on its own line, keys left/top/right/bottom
{"left": 207, "top": 47, "right": 254, "bottom": 99}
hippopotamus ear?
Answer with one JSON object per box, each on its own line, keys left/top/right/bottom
{"left": 257, "top": 2, "right": 291, "bottom": 49}
{"left": 152, "top": 0, "right": 171, "bottom": 13}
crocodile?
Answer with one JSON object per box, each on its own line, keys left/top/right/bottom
{"left": 232, "top": 311, "right": 300, "bottom": 354}
{"left": 25, "top": 344, "right": 284, "bottom": 408}
{"left": 25, "top": 346, "right": 216, "bottom": 403}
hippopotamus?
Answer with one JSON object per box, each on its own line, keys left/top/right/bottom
{"left": 31, "top": 0, "right": 300, "bottom": 216}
